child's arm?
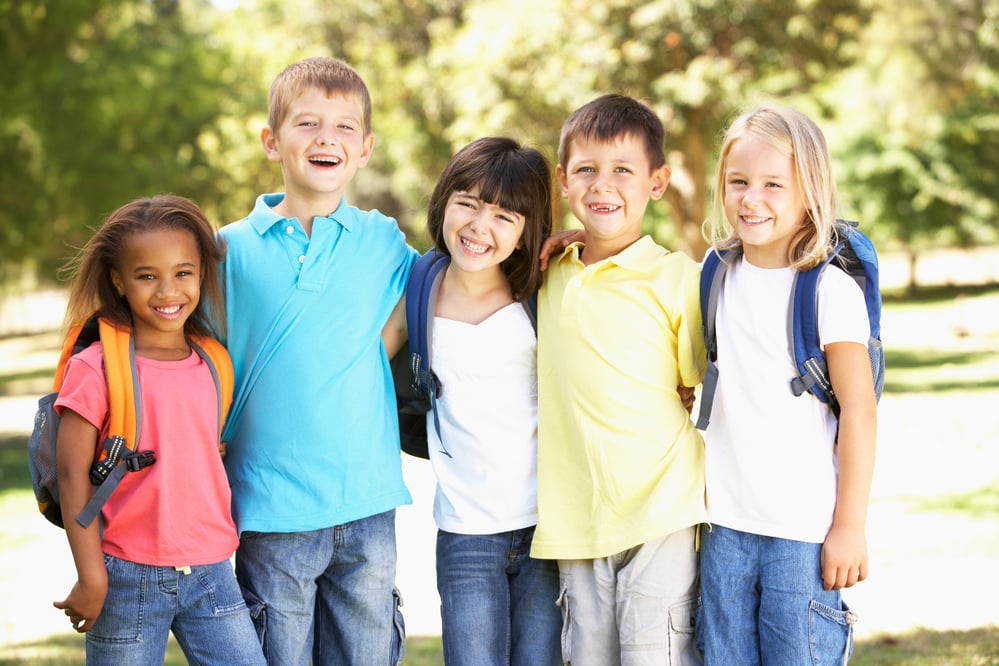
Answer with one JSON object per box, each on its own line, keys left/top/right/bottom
{"left": 52, "top": 409, "right": 108, "bottom": 632}
{"left": 382, "top": 295, "right": 408, "bottom": 359}
{"left": 820, "top": 341, "right": 877, "bottom": 591}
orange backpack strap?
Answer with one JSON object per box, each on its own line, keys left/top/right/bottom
{"left": 189, "top": 335, "right": 234, "bottom": 438}
{"left": 75, "top": 317, "right": 153, "bottom": 528}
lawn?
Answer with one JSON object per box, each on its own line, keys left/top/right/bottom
{"left": 1, "top": 282, "right": 998, "bottom": 664}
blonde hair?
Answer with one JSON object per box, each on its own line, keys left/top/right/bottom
{"left": 704, "top": 105, "right": 839, "bottom": 270}
{"left": 267, "top": 57, "right": 372, "bottom": 134}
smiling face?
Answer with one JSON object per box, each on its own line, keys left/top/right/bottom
{"left": 441, "top": 185, "right": 526, "bottom": 277}
{"left": 261, "top": 87, "right": 374, "bottom": 213}
{"left": 723, "top": 136, "right": 809, "bottom": 268}
{"left": 110, "top": 227, "right": 202, "bottom": 348}
{"left": 557, "top": 133, "right": 669, "bottom": 259}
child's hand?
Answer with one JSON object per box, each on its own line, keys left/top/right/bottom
{"left": 678, "top": 385, "right": 695, "bottom": 415}
{"left": 54, "top": 576, "right": 108, "bottom": 633}
{"left": 539, "top": 228, "right": 586, "bottom": 271}
{"left": 219, "top": 441, "right": 228, "bottom": 458}
{"left": 820, "top": 524, "right": 868, "bottom": 590}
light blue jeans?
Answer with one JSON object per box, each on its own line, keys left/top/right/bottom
{"left": 85, "top": 555, "right": 264, "bottom": 665}
{"left": 696, "top": 525, "right": 857, "bottom": 665}
{"left": 436, "top": 527, "right": 561, "bottom": 666}
{"left": 234, "top": 510, "right": 405, "bottom": 665}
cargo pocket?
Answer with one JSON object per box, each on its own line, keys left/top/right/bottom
{"left": 808, "top": 600, "right": 856, "bottom": 666}
{"left": 556, "top": 582, "right": 573, "bottom": 664}
{"left": 239, "top": 585, "right": 267, "bottom": 650}
{"left": 666, "top": 596, "right": 698, "bottom": 664}
{"left": 392, "top": 586, "right": 407, "bottom": 666}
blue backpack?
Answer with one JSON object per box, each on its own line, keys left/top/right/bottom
{"left": 695, "top": 220, "right": 885, "bottom": 430}
{"left": 392, "top": 250, "right": 536, "bottom": 459}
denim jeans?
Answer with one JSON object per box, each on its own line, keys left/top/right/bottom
{"left": 696, "top": 525, "right": 857, "bottom": 665}
{"left": 234, "top": 509, "right": 405, "bottom": 666}
{"left": 436, "top": 527, "right": 561, "bottom": 666}
{"left": 85, "top": 555, "right": 264, "bottom": 666}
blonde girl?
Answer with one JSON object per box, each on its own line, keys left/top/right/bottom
{"left": 696, "top": 106, "right": 877, "bottom": 665}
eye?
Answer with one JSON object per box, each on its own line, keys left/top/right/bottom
{"left": 613, "top": 166, "right": 632, "bottom": 174}
{"left": 337, "top": 123, "right": 357, "bottom": 131}
{"left": 298, "top": 120, "right": 317, "bottom": 127}
{"left": 728, "top": 177, "right": 747, "bottom": 186}
{"left": 766, "top": 181, "right": 783, "bottom": 189}
{"left": 497, "top": 213, "right": 517, "bottom": 224}
{"left": 177, "top": 270, "right": 194, "bottom": 278}
{"left": 137, "top": 273, "right": 156, "bottom": 281}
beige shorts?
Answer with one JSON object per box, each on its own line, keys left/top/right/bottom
{"left": 556, "top": 526, "right": 701, "bottom": 666}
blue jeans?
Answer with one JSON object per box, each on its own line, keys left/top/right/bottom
{"left": 85, "top": 555, "right": 264, "bottom": 665}
{"left": 696, "top": 525, "right": 857, "bottom": 665}
{"left": 436, "top": 527, "right": 561, "bottom": 666}
{"left": 234, "top": 510, "right": 405, "bottom": 666}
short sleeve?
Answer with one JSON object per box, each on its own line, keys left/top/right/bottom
{"left": 817, "top": 267, "right": 870, "bottom": 349}
{"left": 54, "top": 343, "right": 110, "bottom": 431}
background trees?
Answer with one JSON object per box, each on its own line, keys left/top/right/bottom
{"left": 2, "top": 0, "right": 996, "bottom": 287}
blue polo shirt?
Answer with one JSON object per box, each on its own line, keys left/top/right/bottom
{"left": 219, "top": 193, "right": 417, "bottom": 534}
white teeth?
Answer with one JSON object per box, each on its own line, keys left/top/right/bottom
{"left": 156, "top": 305, "right": 181, "bottom": 314}
{"left": 460, "top": 238, "right": 489, "bottom": 254}
{"left": 310, "top": 156, "right": 341, "bottom": 165}
{"left": 589, "top": 204, "right": 620, "bottom": 212}
{"left": 742, "top": 215, "right": 768, "bottom": 224}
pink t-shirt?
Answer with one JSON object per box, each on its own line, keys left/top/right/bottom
{"left": 55, "top": 342, "right": 239, "bottom": 566}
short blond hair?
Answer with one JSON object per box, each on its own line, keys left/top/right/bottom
{"left": 705, "top": 105, "right": 839, "bottom": 270}
{"left": 267, "top": 57, "right": 372, "bottom": 134}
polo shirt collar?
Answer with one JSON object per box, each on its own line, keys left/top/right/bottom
{"left": 248, "top": 193, "right": 355, "bottom": 234}
{"left": 553, "top": 235, "right": 667, "bottom": 270}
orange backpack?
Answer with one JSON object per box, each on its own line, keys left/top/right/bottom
{"left": 27, "top": 315, "right": 233, "bottom": 528}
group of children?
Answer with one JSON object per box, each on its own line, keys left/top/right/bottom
{"left": 51, "top": 55, "right": 876, "bottom": 665}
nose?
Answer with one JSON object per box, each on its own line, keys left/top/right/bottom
{"left": 469, "top": 209, "right": 487, "bottom": 235}
{"left": 589, "top": 174, "right": 610, "bottom": 193}
{"left": 317, "top": 126, "right": 338, "bottom": 146}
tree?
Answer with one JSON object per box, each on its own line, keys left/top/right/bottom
{"left": 832, "top": 0, "right": 999, "bottom": 289}
{"left": 0, "top": 0, "right": 241, "bottom": 281}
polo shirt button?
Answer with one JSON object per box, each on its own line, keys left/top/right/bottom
{"left": 298, "top": 255, "right": 306, "bottom": 264}
{"left": 285, "top": 225, "right": 294, "bottom": 234}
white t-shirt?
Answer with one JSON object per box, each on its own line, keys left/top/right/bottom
{"left": 428, "top": 302, "right": 539, "bottom": 534}
{"left": 703, "top": 256, "right": 870, "bottom": 543}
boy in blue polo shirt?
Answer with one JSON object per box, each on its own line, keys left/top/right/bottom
{"left": 218, "top": 57, "right": 417, "bottom": 665}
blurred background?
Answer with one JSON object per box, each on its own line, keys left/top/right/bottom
{"left": 2, "top": 0, "right": 997, "bottom": 293}
{"left": 1, "top": 0, "right": 998, "bottom": 663}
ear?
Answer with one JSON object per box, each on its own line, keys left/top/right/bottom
{"left": 649, "top": 164, "right": 672, "bottom": 201}
{"left": 357, "top": 132, "right": 376, "bottom": 168}
{"left": 555, "top": 164, "right": 569, "bottom": 198}
{"left": 261, "top": 126, "right": 281, "bottom": 163}
{"left": 110, "top": 269, "right": 124, "bottom": 297}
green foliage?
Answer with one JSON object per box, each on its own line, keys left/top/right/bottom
{"left": 1, "top": 0, "right": 997, "bottom": 284}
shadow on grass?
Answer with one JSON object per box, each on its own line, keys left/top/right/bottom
{"left": 882, "top": 282, "right": 999, "bottom": 304}
{"left": 0, "top": 435, "right": 31, "bottom": 494}
{"left": 883, "top": 347, "right": 999, "bottom": 394}
{"left": 0, "top": 633, "right": 443, "bottom": 665}
{"left": 913, "top": 480, "right": 999, "bottom": 518}
{"left": 853, "top": 624, "right": 999, "bottom": 665}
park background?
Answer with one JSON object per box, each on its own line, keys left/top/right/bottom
{"left": 1, "top": 0, "right": 998, "bottom": 663}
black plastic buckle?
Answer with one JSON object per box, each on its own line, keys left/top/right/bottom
{"left": 125, "top": 450, "right": 156, "bottom": 472}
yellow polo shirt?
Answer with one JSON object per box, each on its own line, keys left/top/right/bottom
{"left": 532, "top": 236, "right": 707, "bottom": 560}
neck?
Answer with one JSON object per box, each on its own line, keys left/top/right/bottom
{"left": 272, "top": 191, "right": 343, "bottom": 237}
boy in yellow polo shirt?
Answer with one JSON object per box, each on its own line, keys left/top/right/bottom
{"left": 532, "top": 93, "right": 706, "bottom": 665}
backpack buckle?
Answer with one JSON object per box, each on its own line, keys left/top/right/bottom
{"left": 125, "top": 450, "right": 156, "bottom": 472}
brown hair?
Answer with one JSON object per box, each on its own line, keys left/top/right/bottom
{"left": 62, "top": 195, "right": 226, "bottom": 338}
{"left": 558, "top": 93, "right": 666, "bottom": 171}
{"left": 427, "top": 137, "right": 553, "bottom": 300}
